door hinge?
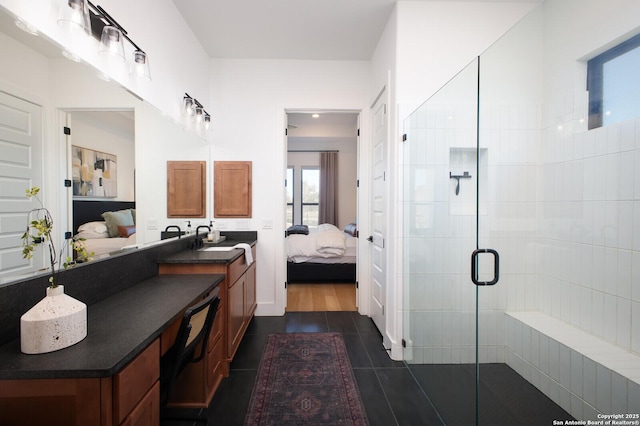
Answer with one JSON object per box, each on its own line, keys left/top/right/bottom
{"left": 63, "top": 126, "right": 71, "bottom": 135}
{"left": 383, "top": 171, "right": 386, "bottom": 181}
{"left": 285, "top": 281, "right": 288, "bottom": 288}
{"left": 402, "top": 339, "right": 407, "bottom": 348}
{"left": 402, "top": 134, "right": 407, "bottom": 142}
{"left": 285, "top": 128, "right": 288, "bottom": 136}
{"left": 382, "top": 305, "right": 385, "bottom": 315}
{"left": 356, "top": 281, "right": 359, "bottom": 289}
{"left": 357, "top": 128, "right": 360, "bottom": 137}
{"left": 356, "top": 179, "right": 359, "bottom": 188}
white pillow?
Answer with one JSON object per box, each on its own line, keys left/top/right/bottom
{"left": 75, "top": 230, "right": 109, "bottom": 239}
{"left": 317, "top": 223, "right": 340, "bottom": 233}
{"left": 78, "top": 221, "right": 108, "bottom": 234}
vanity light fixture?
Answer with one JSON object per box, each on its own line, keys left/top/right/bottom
{"left": 57, "top": 0, "right": 91, "bottom": 35}
{"left": 57, "top": 0, "right": 152, "bottom": 80}
{"left": 183, "top": 93, "right": 211, "bottom": 130}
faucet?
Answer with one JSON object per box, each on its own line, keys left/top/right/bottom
{"left": 164, "top": 225, "right": 182, "bottom": 239}
{"left": 194, "top": 225, "right": 211, "bottom": 249}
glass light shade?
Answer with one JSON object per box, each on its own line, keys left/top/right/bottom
{"left": 99, "top": 26, "right": 125, "bottom": 62}
{"left": 130, "top": 50, "right": 151, "bottom": 80}
{"left": 57, "top": 0, "right": 91, "bottom": 35}
{"left": 184, "top": 97, "right": 195, "bottom": 116}
{"left": 204, "top": 115, "right": 211, "bottom": 129}
{"left": 195, "top": 107, "right": 204, "bottom": 122}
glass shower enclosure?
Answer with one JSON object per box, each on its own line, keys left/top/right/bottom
{"left": 401, "top": 5, "right": 545, "bottom": 420}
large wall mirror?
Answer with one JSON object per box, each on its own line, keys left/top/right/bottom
{"left": 0, "top": 6, "right": 210, "bottom": 285}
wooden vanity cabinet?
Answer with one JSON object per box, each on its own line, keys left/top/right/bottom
{"left": 0, "top": 339, "right": 161, "bottom": 426}
{"left": 158, "top": 245, "right": 256, "bottom": 404}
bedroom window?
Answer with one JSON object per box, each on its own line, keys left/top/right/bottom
{"left": 588, "top": 32, "right": 640, "bottom": 129}
{"left": 286, "top": 167, "right": 294, "bottom": 228}
{"left": 301, "top": 167, "right": 319, "bottom": 227}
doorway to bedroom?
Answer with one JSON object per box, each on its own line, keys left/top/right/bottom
{"left": 285, "top": 111, "right": 359, "bottom": 312}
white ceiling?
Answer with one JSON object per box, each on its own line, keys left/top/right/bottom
{"left": 173, "top": 0, "right": 537, "bottom": 61}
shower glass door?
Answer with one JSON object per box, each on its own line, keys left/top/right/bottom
{"left": 402, "top": 5, "right": 543, "bottom": 424}
{"left": 402, "top": 57, "right": 484, "bottom": 424}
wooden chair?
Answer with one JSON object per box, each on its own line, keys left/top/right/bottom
{"left": 160, "top": 286, "right": 220, "bottom": 425}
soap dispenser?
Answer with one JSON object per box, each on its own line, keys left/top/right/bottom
{"left": 210, "top": 220, "right": 220, "bottom": 241}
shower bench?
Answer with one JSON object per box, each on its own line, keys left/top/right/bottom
{"left": 505, "top": 312, "right": 640, "bottom": 420}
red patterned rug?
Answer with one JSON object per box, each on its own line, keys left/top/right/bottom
{"left": 245, "top": 333, "right": 369, "bottom": 425}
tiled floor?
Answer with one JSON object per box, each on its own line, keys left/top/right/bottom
{"left": 164, "top": 311, "right": 573, "bottom": 425}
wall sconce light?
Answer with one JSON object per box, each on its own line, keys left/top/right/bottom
{"left": 183, "top": 93, "right": 211, "bottom": 130}
{"left": 56, "top": 0, "right": 151, "bottom": 80}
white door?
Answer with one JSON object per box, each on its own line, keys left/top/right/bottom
{"left": 0, "top": 91, "right": 43, "bottom": 280}
{"left": 369, "top": 91, "right": 387, "bottom": 337}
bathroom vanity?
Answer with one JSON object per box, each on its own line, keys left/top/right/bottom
{"left": 157, "top": 232, "right": 257, "bottom": 407}
{"left": 0, "top": 232, "right": 257, "bottom": 425}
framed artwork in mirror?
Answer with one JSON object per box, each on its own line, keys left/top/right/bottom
{"left": 72, "top": 145, "right": 117, "bottom": 198}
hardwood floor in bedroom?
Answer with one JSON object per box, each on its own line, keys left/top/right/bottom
{"left": 286, "top": 283, "right": 357, "bottom": 311}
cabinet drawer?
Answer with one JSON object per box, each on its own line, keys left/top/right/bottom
{"left": 227, "top": 254, "right": 247, "bottom": 285}
{"left": 114, "top": 339, "right": 160, "bottom": 425}
{"left": 207, "top": 301, "right": 224, "bottom": 353}
{"left": 119, "top": 381, "right": 160, "bottom": 426}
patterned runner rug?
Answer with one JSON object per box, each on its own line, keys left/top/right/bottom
{"left": 244, "top": 332, "right": 369, "bottom": 425}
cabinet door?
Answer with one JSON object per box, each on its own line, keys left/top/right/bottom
{"left": 214, "top": 161, "right": 252, "bottom": 218}
{"left": 227, "top": 274, "right": 246, "bottom": 358}
{"left": 167, "top": 161, "right": 206, "bottom": 217}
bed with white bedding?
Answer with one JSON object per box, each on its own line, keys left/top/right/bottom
{"left": 286, "top": 223, "right": 357, "bottom": 283}
{"left": 73, "top": 200, "right": 136, "bottom": 258}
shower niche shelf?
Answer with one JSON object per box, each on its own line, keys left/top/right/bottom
{"left": 449, "top": 147, "right": 487, "bottom": 216}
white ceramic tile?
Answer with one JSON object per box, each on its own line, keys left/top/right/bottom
{"left": 604, "top": 294, "right": 618, "bottom": 344}
{"left": 618, "top": 249, "right": 633, "bottom": 299}
{"left": 592, "top": 291, "right": 605, "bottom": 338}
{"left": 559, "top": 343, "right": 571, "bottom": 389}
{"left": 540, "top": 334, "right": 550, "bottom": 375}
{"left": 571, "top": 350, "right": 583, "bottom": 398}
{"left": 635, "top": 150, "right": 640, "bottom": 200}
{"left": 582, "top": 402, "right": 598, "bottom": 422}
{"left": 632, "top": 302, "right": 640, "bottom": 354}
{"left": 581, "top": 287, "right": 593, "bottom": 333}
{"left": 596, "top": 364, "right": 612, "bottom": 414}
{"left": 620, "top": 120, "right": 636, "bottom": 152}
{"left": 630, "top": 251, "right": 640, "bottom": 309}
{"left": 634, "top": 201, "right": 640, "bottom": 251}
{"left": 619, "top": 153, "right": 635, "bottom": 201}
{"left": 550, "top": 338, "right": 560, "bottom": 382}
{"left": 619, "top": 202, "right": 634, "bottom": 250}
{"left": 617, "top": 298, "right": 631, "bottom": 350}
{"left": 559, "top": 384, "right": 572, "bottom": 413}
{"left": 583, "top": 356, "right": 597, "bottom": 407}
{"left": 629, "top": 379, "right": 640, "bottom": 416}
{"left": 570, "top": 394, "right": 583, "bottom": 421}
{"left": 611, "top": 371, "right": 629, "bottom": 413}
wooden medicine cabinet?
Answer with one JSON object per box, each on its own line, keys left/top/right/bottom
{"left": 167, "top": 161, "right": 206, "bottom": 218}
{"left": 214, "top": 161, "right": 252, "bottom": 218}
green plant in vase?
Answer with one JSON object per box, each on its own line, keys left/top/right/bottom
{"left": 21, "top": 187, "right": 93, "bottom": 287}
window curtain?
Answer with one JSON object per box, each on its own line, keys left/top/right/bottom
{"left": 319, "top": 152, "right": 338, "bottom": 225}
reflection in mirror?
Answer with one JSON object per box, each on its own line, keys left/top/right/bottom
{"left": 0, "top": 5, "right": 210, "bottom": 286}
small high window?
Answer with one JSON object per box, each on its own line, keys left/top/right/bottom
{"left": 587, "top": 33, "right": 640, "bottom": 129}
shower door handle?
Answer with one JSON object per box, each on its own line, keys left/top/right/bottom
{"left": 471, "top": 249, "right": 499, "bottom": 286}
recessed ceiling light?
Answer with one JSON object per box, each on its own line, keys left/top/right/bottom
{"left": 312, "top": 113, "right": 320, "bottom": 118}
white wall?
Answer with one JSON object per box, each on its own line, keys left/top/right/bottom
{"left": 70, "top": 111, "right": 135, "bottom": 202}
{"left": 0, "top": 0, "right": 210, "bottom": 128}
{"left": 209, "top": 58, "right": 371, "bottom": 316}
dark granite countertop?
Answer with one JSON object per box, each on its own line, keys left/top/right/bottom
{"left": 157, "top": 233, "right": 257, "bottom": 265}
{"left": 0, "top": 274, "right": 224, "bottom": 380}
